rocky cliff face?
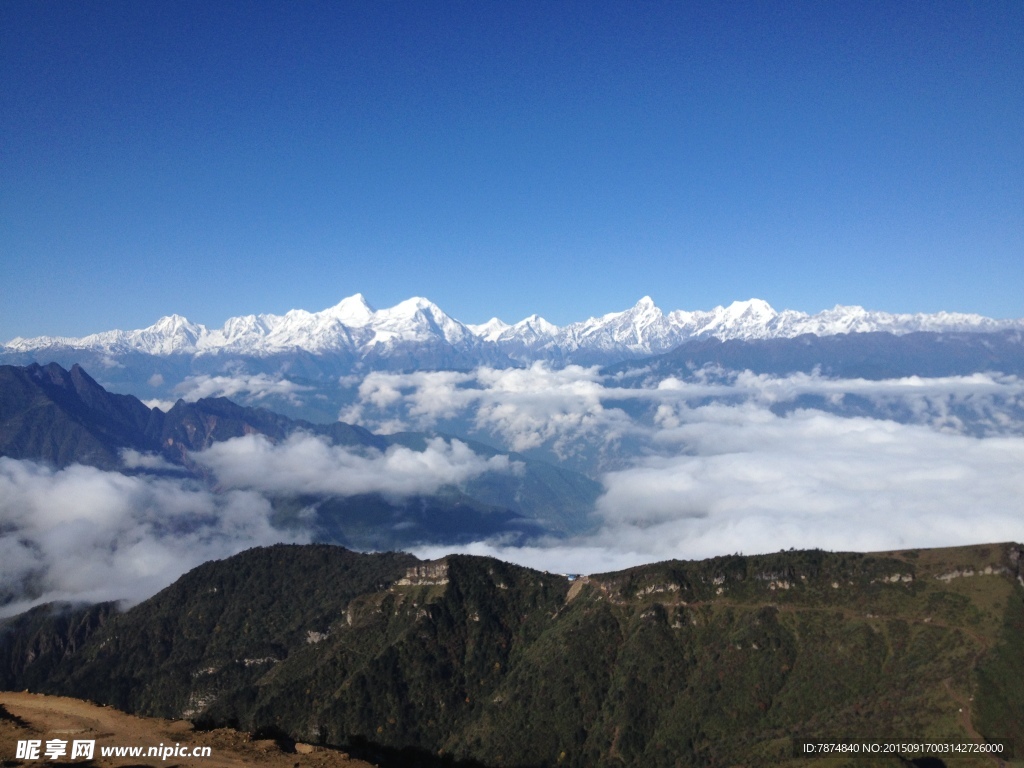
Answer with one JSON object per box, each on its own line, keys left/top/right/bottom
{"left": 395, "top": 561, "right": 450, "bottom": 586}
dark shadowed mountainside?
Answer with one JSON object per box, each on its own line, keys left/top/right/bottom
{"left": 0, "top": 362, "right": 163, "bottom": 469}
{"left": 0, "top": 362, "right": 382, "bottom": 471}
{"left": 0, "top": 601, "right": 118, "bottom": 691}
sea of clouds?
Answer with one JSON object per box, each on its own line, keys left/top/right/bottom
{"left": 0, "top": 435, "right": 514, "bottom": 615}
{"left": 2, "top": 363, "right": 1023, "bottom": 613}
{"left": 346, "top": 364, "right": 1024, "bottom": 571}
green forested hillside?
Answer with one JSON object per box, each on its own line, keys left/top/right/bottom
{"left": 2, "top": 543, "right": 1021, "bottom": 768}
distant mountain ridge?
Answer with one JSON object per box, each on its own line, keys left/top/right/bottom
{"left": 608, "top": 330, "right": 1024, "bottom": 381}
{"left": 0, "top": 361, "right": 382, "bottom": 471}
{"left": 0, "top": 362, "right": 601, "bottom": 550}
{"left": 7, "top": 294, "right": 1022, "bottom": 364}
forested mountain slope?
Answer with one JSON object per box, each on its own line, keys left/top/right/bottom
{"left": 2, "top": 542, "right": 1020, "bottom": 767}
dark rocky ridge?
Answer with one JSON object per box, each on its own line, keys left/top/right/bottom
{"left": 0, "top": 362, "right": 390, "bottom": 470}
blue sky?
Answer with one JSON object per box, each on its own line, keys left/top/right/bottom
{"left": 2, "top": 0, "right": 1021, "bottom": 340}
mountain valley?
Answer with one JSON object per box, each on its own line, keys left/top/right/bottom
{"left": 0, "top": 362, "right": 599, "bottom": 561}
{"left": 1, "top": 307, "right": 1023, "bottom": 767}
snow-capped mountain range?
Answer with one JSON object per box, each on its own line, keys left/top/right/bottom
{"left": 5, "top": 295, "right": 1023, "bottom": 363}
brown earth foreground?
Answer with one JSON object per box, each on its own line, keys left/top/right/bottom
{"left": 0, "top": 692, "right": 376, "bottom": 768}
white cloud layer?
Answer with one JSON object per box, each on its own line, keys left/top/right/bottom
{"left": 392, "top": 367, "right": 1024, "bottom": 575}
{"left": 414, "top": 406, "right": 1024, "bottom": 574}
{"left": 0, "top": 458, "right": 304, "bottom": 617}
{"left": 592, "top": 405, "right": 1024, "bottom": 558}
{"left": 175, "top": 372, "right": 313, "bottom": 404}
{"left": 4, "top": 363, "right": 1023, "bottom": 611}
{"left": 0, "top": 434, "right": 517, "bottom": 613}
{"left": 119, "top": 448, "right": 176, "bottom": 470}
{"left": 193, "top": 432, "right": 516, "bottom": 499}
{"left": 343, "top": 363, "right": 637, "bottom": 456}
{"left": 343, "top": 366, "right": 1024, "bottom": 462}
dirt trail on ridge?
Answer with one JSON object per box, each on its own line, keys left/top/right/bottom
{"left": 0, "top": 692, "right": 375, "bottom": 768}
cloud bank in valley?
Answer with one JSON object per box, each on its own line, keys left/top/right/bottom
{"left": 414, "top": 408, "right": 1024, "bottom": 575}
{"left": 345, "top": 365, "right": 1024, "bottom": 573}
{"left": 346, "top": 365, "right": 1024, "bottom": 449}
{"left": 144, "top": 373, "right": 315, "bottom": 411}
{"left": 593, "top": 405, "right": 1024, "bottom": 558}
{"left": 343, "top": 364, "right": 633, "bottom": 455}
{"left": 177, "top": 372, "right": 314, "bottom": 403}
{"left": 0, "top": 458, "right": 302, "bottom": 617}
{"left": 3, "top": 362, "right": 1023, "bottom": 611}
{"left": 194, "top": 432, "right": 516, "bottom": 498}
{"left": 0, "top": 434, "right": 519, "bottom": 613}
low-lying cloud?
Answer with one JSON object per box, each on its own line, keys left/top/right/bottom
{"left": 594, "top": 405, "right": 1024, "bottom": 557}
{"left": 194, "top": 432, "right": 516, "bottom": 499}
{"left": 343, "top": 363, "right": 636, "bottom": 456}
{"left": 175, "top": 372, "right": 313, "bottom": 404}
{"left": 391, "top": 367, "right": 1024, "bottom": 574}
{"left": 0, "top": 434, "right": 519, "bottom": 613}
{"left": 414, "top": 406, "right": 1024, "bottom": 573}
{"left": 344, "top": 365, "right": 1024, "bottom": 460}
{"left": 144, "top": 372, "right": 315, "bottom": 412}
{"left": 5, "top": 362, "right": 1023, "bottom": 612}
{"left": 0, "top": 458, "right": 304, "bottom": 616}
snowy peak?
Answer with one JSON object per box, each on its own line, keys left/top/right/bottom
{"left": 627, "top": 296, "right": 663, "bottom": 322}
{"left": 722, "top": 298, "right": 777, "bottom": 322}
{"left": 468, "top": 318, "right": 511, "bottom": 342}
{"left": 692, "top": 299, "right": 782, "bottom": 339}
{"left": 148, "top": 314, "right": 201, "bottom": 335}
{"left": 578, "top": 296, "right": 667, "bottom": 347}
{"left": 384, "top": 296, "right": 442, "bottom": 317}
{"left": 496, "top": 314, "right": 560, "bottom": 346}
{"left": 628, "top": 296, "right": 660, "bottom": 320}
{"left": 325, "top": 293, "right": 376, "bottom": 326}
{"left": 4, "top": 295, "right": 1022, "bottom": 364}
{"left": 132, "top": 315, "right": 207, "bottom": 354}
{"left": 372, "top": 297, "right": 474, "bottom": 346}
{"left": 515, "top": 314, "right": 559, "bottom": 334}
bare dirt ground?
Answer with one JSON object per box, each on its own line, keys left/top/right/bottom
{"left": 0, "top": 692, "right": 377, "bottom": 768}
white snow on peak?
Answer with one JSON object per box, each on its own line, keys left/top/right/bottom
{"left": 132, "top": 315, "right": 207, "bottom": 354}
{"left": 724, "top": 298, "right": 777, "bottom": 321}
{"left": 496, "top": 314, "right": 560, "bottom": 346}
{"left": 4, "top": 295, "right": 1022, "bottom": 361}
{"left": 552, "top": 297, "right": 669, "bottom": 353}
{"left": 686, "top": 299, "right": 782, "bottom": 340}
{"left": 366, "top": 297, "right": 474, "bottom": 347}
{"left": 467, "top": 318, "right": 511, "bottom": 342}
{"left": 519, "top": 314, "right": 559, "bottom": 333}
{"left": 325, "top": 293, "right": 376, "bottom": 326}
{"left": 150, "top": 314, "right": 197, "bottom": 333}
{"left": 633, "top": 296, "right": 657, "bottom": 312}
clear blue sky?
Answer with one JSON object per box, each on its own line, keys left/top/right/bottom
{"left": 2, "top": 0, "right": 1021, "bottom": 339}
